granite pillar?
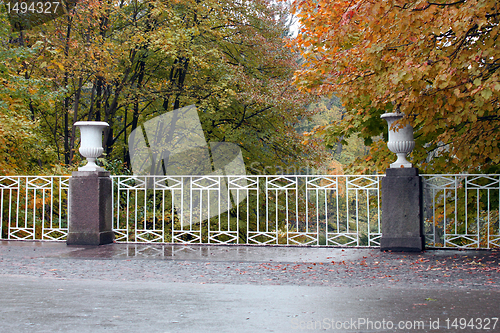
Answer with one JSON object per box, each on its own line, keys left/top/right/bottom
{"left": 67, "top": 171, "right": 114, "bottom": 245}
{"left": 380, "top": 168, "right": 424, "bottom": 252}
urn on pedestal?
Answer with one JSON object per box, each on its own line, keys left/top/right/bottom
{"left": 380, "top": 113, "right": 415, "bottom": 168}
{"left": 68, "top": 121, "right": 113, "bottom": 246}
{"left": 74, "top": 121, "right": 109, "bottom": 171}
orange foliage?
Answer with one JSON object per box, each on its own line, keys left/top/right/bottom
{"left": 287, "top": 0, "right": 500, "bottom": 172}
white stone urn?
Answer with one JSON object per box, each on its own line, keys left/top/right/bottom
{"left": 74, "top": 121, "right": 109, "bottom": 171}
{"left": 381, "top": 112, "right": 415, "bottom": 168}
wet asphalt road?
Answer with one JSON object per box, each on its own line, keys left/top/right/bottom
{"left": 0, "top": 241, "right": 499, "bottom": 332}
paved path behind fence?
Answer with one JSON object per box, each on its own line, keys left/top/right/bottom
{"left": 1, "top": 241, "right": 499, "bottom": 332}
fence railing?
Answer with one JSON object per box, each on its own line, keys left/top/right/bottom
{"left": 1, "top": 174, "right": 499, "bottom": 249}
{"left": 111, "top": 175, "right": 382, "bottom": 246}
{"left": 0, "top": 176, "right": 70, "bottom": 241}
{"left": 422, "top": 174, "right": 500, "bottom": 249}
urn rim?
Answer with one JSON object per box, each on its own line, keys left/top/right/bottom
{"left": 380, "top": 112, "right": 404, "bottom": 119}
{"left": 74, "top": 121, "right": 109, "bottom": 127}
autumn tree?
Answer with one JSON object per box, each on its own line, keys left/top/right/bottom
{"left": 288, "top": 0, "right": 500, "bottom": 173}
{"left": 0, "top": 12, "right": 63, "bottom": 174}
{"left": 2, "top": 0, "right": 328, "bottom": 175}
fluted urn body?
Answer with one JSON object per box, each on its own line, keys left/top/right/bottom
{"left": 74, "top": 121, "right": 109, "bottom": 171}
{"left": 380, "top": 113, "right": 415, "bottom": 168}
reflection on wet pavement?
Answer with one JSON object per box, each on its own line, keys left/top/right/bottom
{"left": 1, "top": 240, "right": 494, "bottom": 264}
{"left": 63, "top": 243, "right": 376, "bottom": 263}
{"left": 2, "top": 240, "right": 376, "bottom": 262}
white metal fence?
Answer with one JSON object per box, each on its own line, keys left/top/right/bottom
{"left": 110, "top": 175, "right": 383, "bottom": 246}
{"left": 0, "top": 176, "right": 70, "bottom": 241}
{"left": 422, "top": 174, "right": 500, "bottom": 249}
{"left": 1, "top": 174, "right": 499, "bottom": 249}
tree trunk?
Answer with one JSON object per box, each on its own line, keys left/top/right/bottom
{"left": 62, "top": 15, "right": 73, "bottom": 165}
{"left": 69, "top": 77, "right": 83, "bottom": 164}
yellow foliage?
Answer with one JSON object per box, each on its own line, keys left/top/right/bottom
{"left": 289, "top": 0, "right": 500, "bottom": 172}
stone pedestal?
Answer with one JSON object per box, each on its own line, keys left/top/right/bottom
{"left": 67, "top": 171, "right": 114, "bottom": 245}
{"left": 380, "top": 168, "right": 424, "bottom": 252}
